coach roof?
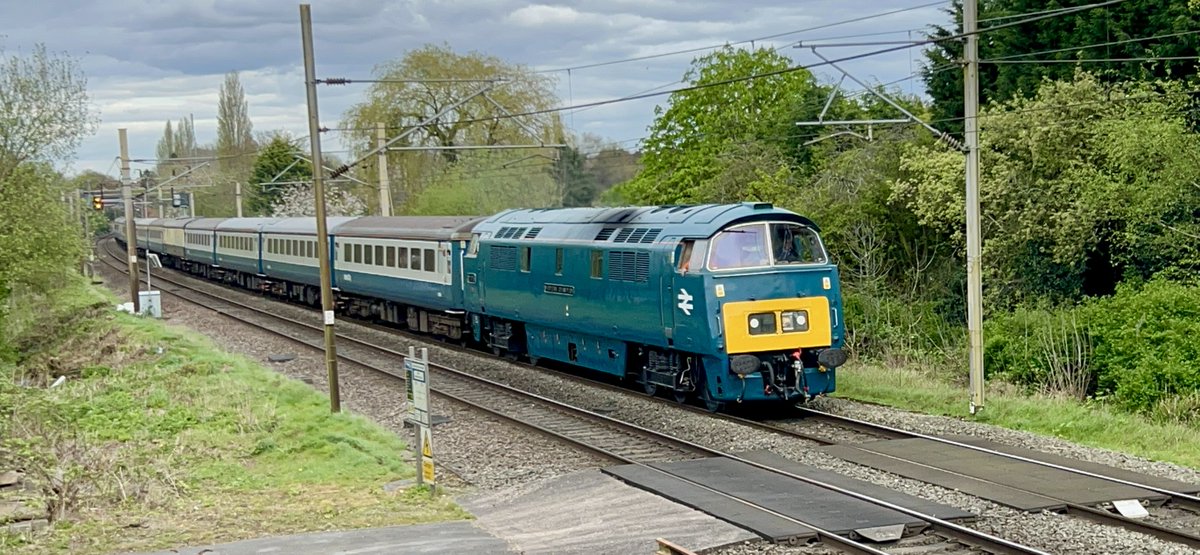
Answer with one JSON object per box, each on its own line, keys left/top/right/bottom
{"left": 216, "top": 218, "right": 282, "bottom": 233}
{"left": 262, "top": 217, "right": 358, "bottom": 236}
{"left": 183, "top": 218, "right": 229, "bottom": 231}
{"left": 333, "top": 216, "right": 484, "bottom": 241}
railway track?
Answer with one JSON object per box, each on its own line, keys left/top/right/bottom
{"left": 98, "top": 239, "right": 1051, "bottom": 555}
{"left": 781, "top": 408, "right": 1200, "bottom": 551}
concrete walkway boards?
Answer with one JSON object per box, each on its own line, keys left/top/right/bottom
{"left": 129, "top": 469, "right": 752, "bottom": 555}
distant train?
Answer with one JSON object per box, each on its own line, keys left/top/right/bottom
{"left": 116, "top": 203, "right": 846, "bottom": 410}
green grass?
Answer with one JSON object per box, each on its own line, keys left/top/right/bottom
{"left": 1, "top": 279, "right": 468, "bottom": 555}
{"left": 838, "top": 362, "right": 1200, "bottom": 469}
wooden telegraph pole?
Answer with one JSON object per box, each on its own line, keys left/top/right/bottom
{"left": 300, "top": 4, "right": 341, "bottom": 413}
{"left": 119, "top": 128, "right": 140, "bottom": 313}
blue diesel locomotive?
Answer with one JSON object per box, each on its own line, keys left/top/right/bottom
{"left": 121, "top": 202, "right": 846, "bottom": 410}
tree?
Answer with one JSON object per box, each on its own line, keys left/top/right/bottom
{"left": 923, "top": 0, "right": 1200, "bottom": 133}
{"left": 0, "top": 44, "right": 97, "bottom": 184}
{"left": 408, "top": 150, "right": 559, "bottom": 215}
{"left": 155, "top": 121, "right": 175, "bottom": 170}
{"left": 269, "top": 185, "right": 366, "bottom": 218}
{"left": 172, "top": 115, "right": 196, "bottom": 160}
{"left": 0, "top": 164, "right": 84, "bottom": 301}
{"left": 893, "top": 72, "right": 1200, "bottom": 307}
{"left": 551, "top": 147, "right": 597, "bottom": 207}
{"left": 216, "top": 72, "right": 255, "bottom": 174}
{"left": 341, "top": 44, "right": 561, "bottom": 209}
{"left": 246, "top": 136, "right": 312, "bottom": 216}
{"left": 620, "top": 46, "right": 825, "bottom": 205}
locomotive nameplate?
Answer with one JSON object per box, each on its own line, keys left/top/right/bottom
{"left": 544, "top": 283, "right": 575, "bottom": 296}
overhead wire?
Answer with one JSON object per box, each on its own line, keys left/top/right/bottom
{"left": 531, "top": 1, "right": 947, "bottom": 74}
{"left": 329, "top": 0, "right": 1130, "bottom": 138}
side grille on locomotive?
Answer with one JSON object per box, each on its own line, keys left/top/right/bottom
{"left": 608, "top": 251, "right": 650, "bottom": 283}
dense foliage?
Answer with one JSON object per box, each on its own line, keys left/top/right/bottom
{"left": 986, "top": 280, "right": 1200, "bottom": 422}
{"left": 924, "top": 0, "right": 1200, "bottom": 133}
{"left": 895, "top": 72, "right": 1200, "bottom": 308}
{"left": 620, "top": 37, "right": 1200, "bottom": 421}
{"left": 247, "top": 136, "right": 314, "bottom": 216}
{"left": 0, "top": 45, "right": 92, "bottom": 324}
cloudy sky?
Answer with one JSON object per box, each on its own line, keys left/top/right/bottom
{"left": 0, "top": 0, "right": 950, "bottom": 177}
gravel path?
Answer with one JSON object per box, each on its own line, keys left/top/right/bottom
{"left": 98, "top": 258, "right": 1200, "bottom": 555}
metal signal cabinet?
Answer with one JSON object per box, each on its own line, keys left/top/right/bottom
{"left": 463, "top": 203, "right": 846, "bottom": 409}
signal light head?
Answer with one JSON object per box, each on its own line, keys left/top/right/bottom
{"left": 92, "top": 196, "right": 103, "bottom": 210}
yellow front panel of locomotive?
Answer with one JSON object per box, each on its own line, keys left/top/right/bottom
{"left": 721, "top": 296, "right": 832, "bottom": 354}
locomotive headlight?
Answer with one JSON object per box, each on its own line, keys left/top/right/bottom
{"left": 748, "top": 312, "right": 776, "bottom": 335}
{"left": 781, "top": 310, "right": 809, "bottom": 332}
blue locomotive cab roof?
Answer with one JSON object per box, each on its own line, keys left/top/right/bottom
{"left": 333, "top": 216, "right": 484, "bottom": 241}
{"left": 475, "top": 203, "right": 819, "bottom": 244}
{"left": 183, "top": 218, "right": 229, "bottom": 231}
{"left": 261, "top": 217, "right": 358, "bottom": 236}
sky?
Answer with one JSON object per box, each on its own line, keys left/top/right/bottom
{"left": 0, "top": 0, "right": 951, "bottom": 177}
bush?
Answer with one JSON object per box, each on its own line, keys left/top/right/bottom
{"left": 843, "top": 288, "right": 965, "bottom": 373}
{"left": 1083, "top": 280, "right": 1200, "bottom": 413}
{"left": 987, "top": 279, "right": 1200, "bottom": 416}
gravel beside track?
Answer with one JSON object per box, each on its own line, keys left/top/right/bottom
{"left": 97, "top": 255, "right": 1200, "bottom": 555}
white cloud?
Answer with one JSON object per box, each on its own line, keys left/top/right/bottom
{"left": 506, "top": 4, "right": 586, "bottom": 26}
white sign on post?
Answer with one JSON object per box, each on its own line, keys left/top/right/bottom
{"left": 405, "top": 346, "right": 434, "bottom": 490}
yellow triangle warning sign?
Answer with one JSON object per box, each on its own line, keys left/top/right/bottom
{"left": 421, "top": 429, "right": 432, "bottom": 458}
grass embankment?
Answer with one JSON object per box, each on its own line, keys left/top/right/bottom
{"left": 1, "top": 278, "right": 467, "bottom": 555}
{"left": 839, "top": 363, "right": 1200, "bottom": 470}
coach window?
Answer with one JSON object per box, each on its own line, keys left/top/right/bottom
{"left": 590, "top": 250, "right": 603, "bottom": 279}
{"left": 555, "top": 248, "right": 563, "bottom": 275}
{"left": 306, "top": 241, "right": 312, "bottom": 258}
{"left": 374, "top": 245, "right": 384, "bottom": 266}
{"left": 364, "top": 243, "right": 373, "bottom": 265}
{"left": 398, "top": 247, "right": 408, "bottom": 269}
{"left": 424, "top": 249, "right": 436, "bottom": 273}
{"left": 410, "top": 248, "right": 422, "bottom": 271}
{"left": 293, "top": 240, "right": 300, "bottom": 256}
{"left": 387, "top": 246, "right": 396, "bottom": 267}
{"left": 343, "top": 243, "right": 351, "bottom": 262}
{"left": 353, "top": 244, "right": 362, "bottom": 264}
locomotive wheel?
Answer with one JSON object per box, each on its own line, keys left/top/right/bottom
{"left": 641, "top": 369, "right": 658, "bottom": 396}
{"left": 672, "top": 390, "right": 689, "bottom": 404}
{"left": 701, "top": 387, "right": 724, "bottom": 413}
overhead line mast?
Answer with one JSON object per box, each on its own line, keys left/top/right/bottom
{"left": 964, "top": 0, "right": 984, "bottom": 414}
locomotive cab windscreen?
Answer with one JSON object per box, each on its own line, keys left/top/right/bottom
{"left": 706, "top": 222, "right": 827, "bottom": 270}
